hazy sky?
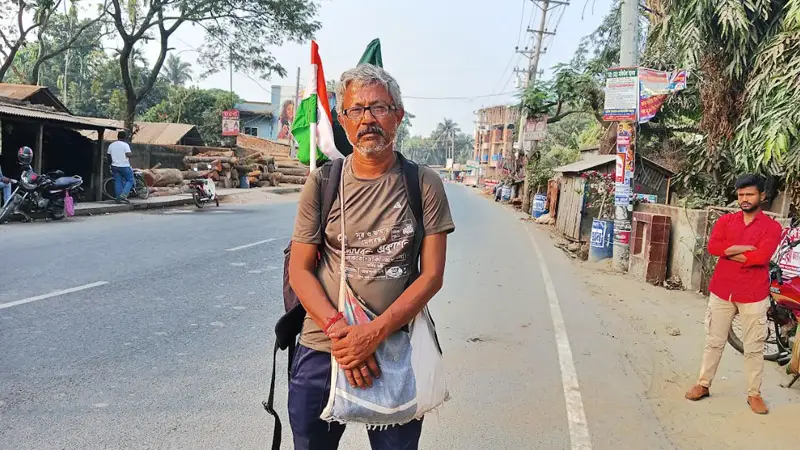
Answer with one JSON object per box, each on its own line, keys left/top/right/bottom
{"left": 165, "top": 0, "right": 615, "bottom": 136}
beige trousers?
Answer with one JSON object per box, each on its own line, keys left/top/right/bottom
{"left": 697, "top": 293, "right": 769, "bottom": 396}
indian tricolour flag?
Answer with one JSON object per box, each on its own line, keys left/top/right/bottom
{"left": 292, "top": 41, "right": 344, "bottom": 169}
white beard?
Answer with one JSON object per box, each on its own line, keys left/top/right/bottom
{"left": 348, "top": 135, "right": 396, "bottom": 157}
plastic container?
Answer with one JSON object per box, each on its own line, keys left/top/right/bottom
{"left": 589, "top": 219, "right": 614, "bottom": 262}
{"left": 532, "top": 194, "right": 547, "bottom": 218}
{"left": 501, "top": 185, "right": 512, "bottom": 201}
{"left": 239, "top": 176, "right": 250, "bottom": 189}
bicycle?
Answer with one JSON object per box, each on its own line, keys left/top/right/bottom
{"left": 102, "top": 169, "right": 150, "bottom": 200}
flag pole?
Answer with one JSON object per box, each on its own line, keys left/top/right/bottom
{"left": 309, "top": 58, "right": 318, "bottom": 171}
{"left": 310, "top": 120, "right": 317, "bottom": 171}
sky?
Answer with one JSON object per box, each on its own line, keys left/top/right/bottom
{"left": 158, "top": 0, "right": 615, "bottom": 137}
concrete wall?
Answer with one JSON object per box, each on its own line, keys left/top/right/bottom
{"left": 240, "top": 115, "right": 275, "bottom": 140}
{"left": 236, "top": 134, "right": 290, "bottom": 157}
{"left": 635, "top": 203, "right": 708, "bottom": 292}
{"left": 124, "top": 143, "right": 194, "bottom": 170}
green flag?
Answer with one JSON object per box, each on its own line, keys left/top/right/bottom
{"left": 332, "top": 39, "right": 385, "bottom": 156}
{"left": 358, "top": 39, "right": 383, "bottom": 67}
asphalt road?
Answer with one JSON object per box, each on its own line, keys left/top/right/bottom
{"left": 0, "top": 186, "right": 676, "bottom": 449}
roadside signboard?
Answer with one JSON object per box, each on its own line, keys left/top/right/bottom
{"left": 222, "top": 109, "right": 240, "bottom": 137}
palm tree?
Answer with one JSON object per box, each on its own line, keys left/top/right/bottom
{"left": 428, "top": 118, "right": 461, "bottom": 165}
{"left": 163, "top": 54, "right": 193, "bottom": 87}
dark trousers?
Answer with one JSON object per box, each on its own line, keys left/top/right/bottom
{"left": 288, "top": 344, "right": 423, "bottom": 450}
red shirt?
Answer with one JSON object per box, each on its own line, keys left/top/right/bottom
{"left": 708, "top": 211, "right": 783, "bottom": 303}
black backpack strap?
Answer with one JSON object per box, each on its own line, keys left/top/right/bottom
{"left": 262, "top": 340, "right": 283, "bottom": 450}
{"left": 396, "top": 152, "right": 424, "bottom": 278}
{"left": 396, "top": 153, "right": 444, "bottom": 354}
{"left": 319, "top": 158, "right": 345, "bottom": 229}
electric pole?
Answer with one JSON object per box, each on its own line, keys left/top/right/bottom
{"left": 229, "top": 47, "right": 234, "bottom": 106}
{"left": 518, "top": 0, "right": 565, "bottom": 214}
{"left": 612, "top": 0, "right": 640, "bottom": 272}
{"left": 620, "top": 0, "right": 639, "bottom": 67}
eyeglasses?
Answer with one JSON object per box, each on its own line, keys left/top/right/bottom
{"left": 342, "top": 104, "right": 397, "bottom": 120}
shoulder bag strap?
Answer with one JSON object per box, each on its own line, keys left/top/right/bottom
{"left": 262, "top": 340, "right": 283, "bottom": 450}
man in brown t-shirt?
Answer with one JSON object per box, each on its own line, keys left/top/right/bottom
{"left": 288, "top": 64, "right": 454, "bottom": 450}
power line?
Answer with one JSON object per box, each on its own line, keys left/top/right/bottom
{"left": 405, "top": 91, "right": 516, "bottom": 101}
{"left": 491, "top": 0, "right": 529, "bottom": 94}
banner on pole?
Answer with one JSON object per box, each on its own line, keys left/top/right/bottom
{"left": 603, "top": 68, "right": 639, "bottom": 122}
{"left": 638, "top": 68, "right": 688, "bottom": 123}
{"left": 523, "top": 116, "right": 548, "bottom": 149}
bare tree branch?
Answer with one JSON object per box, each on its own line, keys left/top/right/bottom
{"left": 29, "top": 9, "right": 110, "bottom": 84}
{"left": 0, "top": 29, "right": 13, "bottom": 50}
{"left": 547, "top": 109, "right": 583, "bottom": 123}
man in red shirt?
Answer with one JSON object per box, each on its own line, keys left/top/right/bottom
{"left": 685, "top": 174, "right": 783, "bottom": 414}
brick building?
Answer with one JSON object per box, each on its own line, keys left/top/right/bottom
{"left": 473, "top": 105, "right": 520, "bottom": 178}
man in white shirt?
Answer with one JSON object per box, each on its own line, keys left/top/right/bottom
{"left": 107, "top": 130, "right": 134, "bottom": 203}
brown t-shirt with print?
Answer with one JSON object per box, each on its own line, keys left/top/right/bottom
{"left": 291, "top": 155, "right": 455, "bottom": 352}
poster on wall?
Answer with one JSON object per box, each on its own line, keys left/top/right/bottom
{"left": 633, "top": 193, "right": 658, "bottom": 204}
{"left": 625, "top": 152, "right": 635, "bottom": 180}
{"left": 615, "top": 154, "right": 626, "bottom": 183}
{"left": 222, "top": 109, "right": 240, "bottom": 136}
{"left": 603, "top": 68, "right": 639, "bottom": 122}
{"left": 617, "top": 122, "right": 635, "bottom": 150}
{"left": 614, "top": 183, "right": 631, "bottom": 205}
{"left": 276, "top": 99, "right": 296, "bottom": 140}
{"left": 617, "top": 122, "right": 636, "bottom": 183}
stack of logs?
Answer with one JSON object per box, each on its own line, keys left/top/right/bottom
{"left": 237, "top": 146, "right": 309, "bottom": 185}
{"left": 137, "top": 146, "right": 310, "bottom": 197}
{"left": 137, "top": 150, "right": 283, "bottom": 197}
{"left": 183, "top": 150, "right": 280, "bottom": 189}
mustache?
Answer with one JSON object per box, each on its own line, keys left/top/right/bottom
{"left": 357, "top": 125, "right": 385, "bottom": 139}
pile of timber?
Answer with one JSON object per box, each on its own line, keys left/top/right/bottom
{"left": 274, "top": 159, "right": 309, "bottom": 185}
{"left": 236, "top": 137, "right": 311, "bottom": 185}
{"left": 238, "top": 147, "right": 307, "bottom": 185}
{"left": 182, "top": 150, "right": 282, "bottom": 189}
{"left": 134, "top": 147, "right": 288, "bottom": 195}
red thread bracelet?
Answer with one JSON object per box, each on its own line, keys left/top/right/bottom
{"left": 324, "top": 312, "right": 344, "bottom": 335}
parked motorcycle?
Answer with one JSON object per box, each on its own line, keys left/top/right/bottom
{"left": 188, "top": 165, "right": 219, "bottom": 208}
{"left": 728, "top": 232, "right": 800, "bottom": 387}
{"left": 0, "top": 147, "right": 84, "bottom": 224}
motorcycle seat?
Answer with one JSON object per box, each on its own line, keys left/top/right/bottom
{"left": 53, "top": 176, "right": 82, "bottom": 189}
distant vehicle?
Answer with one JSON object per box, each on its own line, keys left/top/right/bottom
{"left": 0, "top": 168, "right": 83, "bottom": 223}
{"left": 102, "top": 169, "right": 149, "bottom": 200}
{"left": 188, "top": 165, "right": 220, "bottom": 208}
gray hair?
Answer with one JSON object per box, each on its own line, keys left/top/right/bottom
{"left": 335, "top": 64, "right": 404, "bottom": 115}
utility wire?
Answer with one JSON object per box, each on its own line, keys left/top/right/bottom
{"left": 405, "top": 91, "right": 516, "bottom": 101}
{"left": 491, "top": 0, "right": 529, "bottom": 94}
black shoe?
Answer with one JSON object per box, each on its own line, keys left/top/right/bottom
{"left": 119, "top": 196, "right": 131, "bottom": 204}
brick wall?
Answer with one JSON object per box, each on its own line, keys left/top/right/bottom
{"left": 236, "top": 134, "right": 290, "bottom": 157}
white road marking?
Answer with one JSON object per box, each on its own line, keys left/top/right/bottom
{"left": 225, "top": 238, "right": 277, "bottom": 252}
{"left": 524, "top": 225, "right": 593, "bottom": 450}
{"left": 0, "top": 281, "right": 109, "bottom": 311}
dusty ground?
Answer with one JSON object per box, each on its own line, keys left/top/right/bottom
{"left": 530, "top": 223, "right": 800, "bottom": 450}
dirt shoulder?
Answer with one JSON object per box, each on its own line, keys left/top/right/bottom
{"left": 526, "top": 221, "right": 800, "bottom": 449}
